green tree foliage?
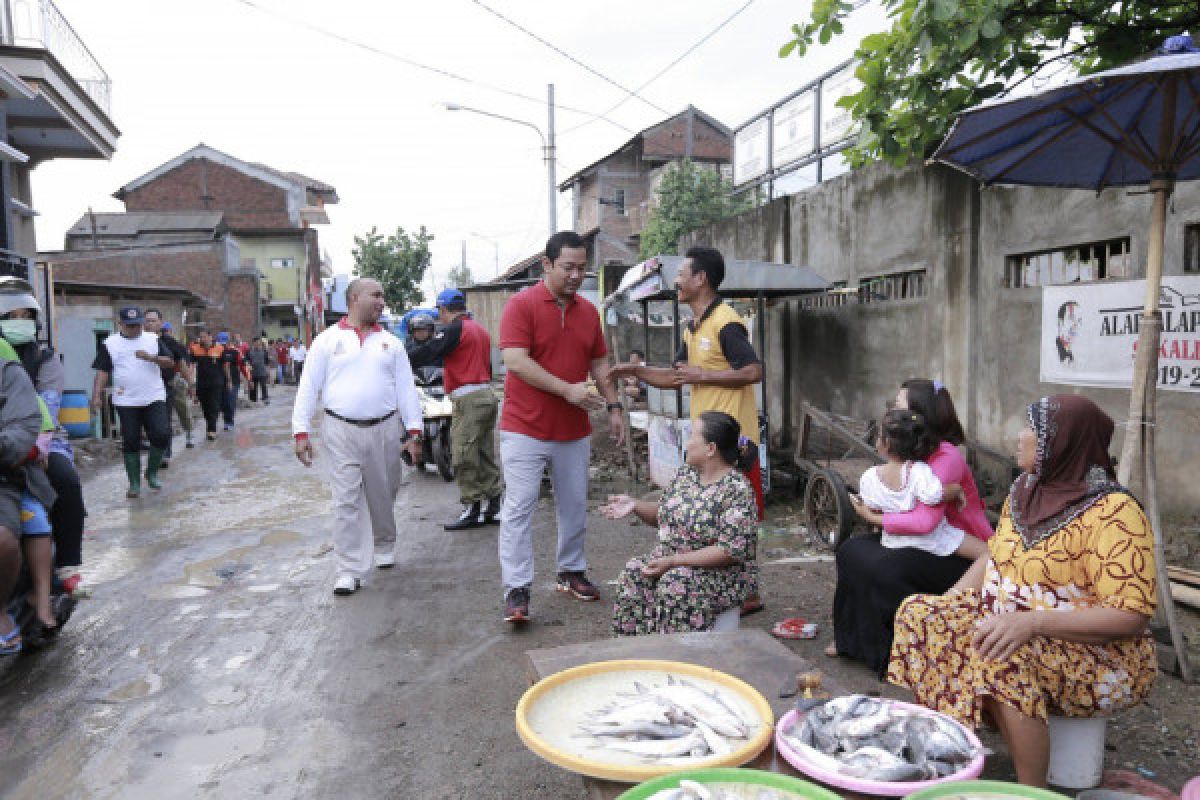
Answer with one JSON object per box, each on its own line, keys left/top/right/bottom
{"left": 446, "top": 263, "right": 475, "bottom": 289}
{"left": 351, "top": 225, "right": 434, "bottom": 312}
{"left": 780, "top": 0, "right": 1200, "bottom": 167}
{"left": 639, "top": 159, "right": 752, "bottom": 258}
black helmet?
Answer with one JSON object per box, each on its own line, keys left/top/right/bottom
{"left": 410, "top": 314, "right": 435, "bottom": 332}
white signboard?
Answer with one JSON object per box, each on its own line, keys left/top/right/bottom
{"left": 1040, "top": 276, "right": 1200, "bottom": 392}
{"left": 820, "top": 65, "right": 860, "bottom": 148}
{"left": 772, "top": 90, "right": 815, "bottom": 169}
{"left": 733, "top": 117, "right": 769, "bottom": 186}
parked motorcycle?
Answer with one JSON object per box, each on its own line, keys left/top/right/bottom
{"left": 412, "top": 366, "right": 454, "bottom": 482}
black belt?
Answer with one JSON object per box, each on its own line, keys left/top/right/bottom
{"left": 324, "top": 409, "right": 396, "bottom": 427}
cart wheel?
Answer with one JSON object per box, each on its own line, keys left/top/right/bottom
{"left": 804, "top": 467, "right": 855, "bottom": 551}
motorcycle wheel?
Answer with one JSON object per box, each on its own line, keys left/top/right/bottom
{"left": 434, "top": 427, "right": 454, "bottom": 482}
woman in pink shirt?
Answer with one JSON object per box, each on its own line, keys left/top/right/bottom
{"left": 827, "top": 379, "right": 994, "bottom": 676}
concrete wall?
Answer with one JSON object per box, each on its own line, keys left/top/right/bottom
{"left": 679, "top": 161, "right": 1199, "bottom": 523}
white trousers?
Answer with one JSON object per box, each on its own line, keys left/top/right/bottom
{"left": 497, "top": 432, "right": 590, "bottom": 592}
{"left": 322, "top": 415, "right": 407, "bottom": 579}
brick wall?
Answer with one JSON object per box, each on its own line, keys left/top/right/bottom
{"left": 121, "top": 158, "right": 294, "bottom": 230}
{"left": 49, "top": 242, "right": 260, "bottom": 339}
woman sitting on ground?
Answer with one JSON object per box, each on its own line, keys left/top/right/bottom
{"left": 603, "top": 411, "right": 758, "bottom": 636}
{"left": 888, "top": 395, "right": 1157, "bottom": 787}
{"left": 828, "top": 379, "right": 993, "bottom": 674}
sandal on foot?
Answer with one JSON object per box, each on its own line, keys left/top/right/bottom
{"left": 0, "top": 616, "right": 22, "bottom": 656}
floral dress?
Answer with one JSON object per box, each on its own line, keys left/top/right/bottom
{"left": 611, "top": 467, "right": 758, "bottom": 636}
{"left": 887, "top": 493, "right": 1157, "bottom": 725}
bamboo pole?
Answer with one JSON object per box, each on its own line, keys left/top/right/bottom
{"left": 1140, "top": 327, "right": 1193, "bottom": 682}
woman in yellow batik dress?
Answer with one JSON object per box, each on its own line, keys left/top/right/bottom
{"left": 888, "top": 394, "right": 1157, "bottom": 787}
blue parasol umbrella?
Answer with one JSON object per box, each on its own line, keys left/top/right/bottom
{"left": 932, "top": 35, "right": 1200, "bottom": 681}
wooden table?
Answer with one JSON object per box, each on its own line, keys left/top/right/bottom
{"left": 524, "top": 629, "right": 848, "bottom": 800}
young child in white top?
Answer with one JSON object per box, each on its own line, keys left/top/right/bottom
{"left": 856, "top": 409, "right": 987, "bottom": 559}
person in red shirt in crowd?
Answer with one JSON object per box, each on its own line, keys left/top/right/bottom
{"left": 407, "top": 288, "right": 504, "bottom": 531}
{"left": 273, "top": 339, "right": 289, "bottom": 385}
{"left": 496, "top": 231, "right": 625, "bottom": 624}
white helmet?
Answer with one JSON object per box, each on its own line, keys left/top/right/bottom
{"left": 0, "top": 276, "right": 41, "bottom": 317}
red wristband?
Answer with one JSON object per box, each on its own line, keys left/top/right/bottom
{"left": 294, "top": 432, "right": 309, "bottom": 440}
{"left": 407, "top": 429, "right": 421, "bottom": 437}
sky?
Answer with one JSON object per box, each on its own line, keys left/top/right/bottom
{"left": 33, "top": 0, "right": 888, "bottom": 303}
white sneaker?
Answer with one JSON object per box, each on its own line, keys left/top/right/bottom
{"left": 332, "top": 574, "right": 361, "bottom": 595}
{"left": 373, "top": 552, "right": 395, "bottom": 569}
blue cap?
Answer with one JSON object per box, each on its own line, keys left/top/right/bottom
{"left": 215, "top": 332, "right": 229, "bottom": 344}
{"left": 436, "top": 288, "right": 465, "bottom": 308}
{"left": 161, "top": 322, "right": 173, "bottom": 332}
{"left": 119, "top": 306, "right": 143, "bottom": 324}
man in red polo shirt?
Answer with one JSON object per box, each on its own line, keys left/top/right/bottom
{"left": 407, "top": 287, "right": 504, "bottom": 531}
{"left": 498, "top": 231, "right": 625, "bottom": 623}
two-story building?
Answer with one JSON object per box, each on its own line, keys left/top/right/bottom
{"left": 0, "top": 0, "right": 119, "bottom": 279}
{"left": 46, "top": 144, "right": 337, "bottom": 342}
{"left": 557, "top": 105, "right": 732, "bottom": 296}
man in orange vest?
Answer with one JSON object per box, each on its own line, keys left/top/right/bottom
{"left": 610, "top": 246, "right": 766, "bottom": 614}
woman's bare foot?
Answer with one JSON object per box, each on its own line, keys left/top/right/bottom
{"left": 823, "top": 643, "right": 838, "bottom": 658}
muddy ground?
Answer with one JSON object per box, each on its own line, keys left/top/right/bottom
{"left": 0, "top": 391, "right": 1195, "bottom": 798}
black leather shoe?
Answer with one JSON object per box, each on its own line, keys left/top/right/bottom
{"left": 444, "top": 502, "right": 481, "bottom": 531}
{"left": 480, "top": 494, "right": 503, "bottom": 525}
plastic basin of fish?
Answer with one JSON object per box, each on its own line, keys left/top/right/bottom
{"left": 617, "top": 767, "right": 843, "bottom": 800}
{"left": 774, "top": 701, "right": 985, "bottom": 797}
{"left": 901, "top": 778, "right": 1072, "bottom": 800}
{"left": 516, "top": 659, "right": 775, "bottom": 783}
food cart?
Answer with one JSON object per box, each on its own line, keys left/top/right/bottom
{"left": 602, "top": 255, "right": 830, "bottom": 490}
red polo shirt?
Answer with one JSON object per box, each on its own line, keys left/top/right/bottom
{"left": 499, "top": 280, "right": 606, "bottom": 441}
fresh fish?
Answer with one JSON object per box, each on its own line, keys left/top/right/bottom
{"left": 642, "top": 684, "right": 749, "bottom": 738}
{"left": 601, "top": 730, "right": 708, "bottom": 758}
{"left": 787, "top": 694, "right": 977, "bottom": 783}
{"left": 578, "top": 720, "right": 694, "bottom": 739}
{"left": 692, "top": 716, "right": 732, "bottom": 756}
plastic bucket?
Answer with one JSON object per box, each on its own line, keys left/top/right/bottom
{"left": 59, "top": 389, "right": 92, "bottom": 438}
{"left": 1047, "top": 715, "right": 1107, "bottom": 789}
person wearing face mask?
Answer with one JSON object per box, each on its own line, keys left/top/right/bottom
{"left": 91, "top": 307, "right": 175, "bottom": 498}
{"left": 0, "top": 278, "right": 87, "bottom": 594}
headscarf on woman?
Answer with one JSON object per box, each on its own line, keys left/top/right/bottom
{"left": 1009, "top": 394, "right": 1127, "bottom": 547}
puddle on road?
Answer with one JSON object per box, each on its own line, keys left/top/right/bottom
{"left": 112, "top": 726, "right": 269, "bottom": 800}
{"left": 224, "top": 654, "right": 251, "bottom": 670}
{"left": 105, "top": 672, "right": 163, "bottom": 702}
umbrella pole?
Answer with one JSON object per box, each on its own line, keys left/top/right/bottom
{"left": 1117, "top": 176, "right": 1192, "bottom": 682}
{"left": 1117, "top": 178, "right": 1170, "bottom": 488}
{"left": 1141, "top": 334, "right": 1192, "bottom": 682}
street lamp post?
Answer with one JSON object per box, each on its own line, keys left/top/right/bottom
{"left": 443, "top": 83, "right": 557, "bottom": 236}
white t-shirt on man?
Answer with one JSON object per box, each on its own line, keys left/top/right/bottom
{"left": 96, "top": 331, "right": 168, "bottom": 407}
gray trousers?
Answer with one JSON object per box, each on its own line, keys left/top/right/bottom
{"left": 322, "top": 415, "right": 407, "bottom": 579}
{"left": 498, "top": 431, "right": 590, "bottom": 592}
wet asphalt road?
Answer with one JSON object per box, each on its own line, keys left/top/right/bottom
{"left": 0, "top": 388, "right": 624, "bottom": 799}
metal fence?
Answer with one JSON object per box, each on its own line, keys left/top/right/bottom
{"left": 2, "top": 0, "right": 111, "bottom": 113}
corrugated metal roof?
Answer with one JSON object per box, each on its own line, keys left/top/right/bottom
{"left": 66, "top": 211, "right": 224, "bottom": 237}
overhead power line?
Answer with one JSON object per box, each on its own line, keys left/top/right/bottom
{"left": 559, "top": 0, "right": 757, "bottom": 137}
{"left": 232, "top": 0, "right": 632, "bottom": 132}
{"left": 469, "top": 0, "right": 671, "bottom": 116}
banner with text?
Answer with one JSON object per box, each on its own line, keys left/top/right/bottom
{"left": 1040, "top": 276, "right": 1200, "bottom": 392}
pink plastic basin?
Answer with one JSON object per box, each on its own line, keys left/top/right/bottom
{"left": 774, "top": 700, "right": 986, "bottom": 797}
{"left": 1182, "top": 776, "right": 1200, "bottom": 800}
